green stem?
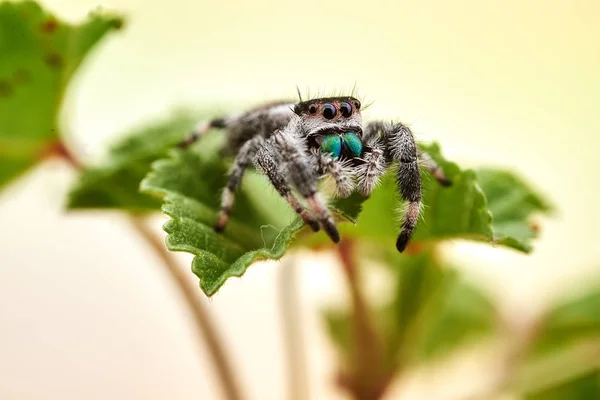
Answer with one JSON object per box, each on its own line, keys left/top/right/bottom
{"left": 130, "top": 216, "right": 244, "bottom": 400}
{"left": 337, "top": 240, "right": 391, "bottom": 400}
{"left": 55, "top": 140, "right": 244, "bottom": 400}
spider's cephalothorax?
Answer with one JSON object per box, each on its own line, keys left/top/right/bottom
{"left": 179, "top": 95, "right": 451, "bottom": 252}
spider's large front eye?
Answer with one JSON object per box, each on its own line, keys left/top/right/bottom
{"left": 340, "top": 102, "right": 352, "bottom": 118}
{"left": 322, "top": 104, "right": 337, "bottom": 119}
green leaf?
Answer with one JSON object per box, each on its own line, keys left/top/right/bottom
{"left": 68, "top": 111, "right": 202, "bottom": 211}
{"left": 477, "top": 168, "right": 553, "bottom": 252}
{"left": 530, "top": 284, "right": 600, "bottom": 357}
{"left": 512, "top": 283, "right": 600, "bottom": 397}
{"left": 340, "top": 142, "right": 550, "bottom": 253}
{"left": 324, "top": 250, "right": 497, "bottom": 370}
{"left": 524, "top": 369, "right": 600, "bottom": 400}
{"left": 140, "top": 134, "right": 551, "bottom": 295}
{"left": 0, "top": 0, "right": 123, "bottom": 189}
{"left": 140, "top": 131, "right": 310, "bottom": 295}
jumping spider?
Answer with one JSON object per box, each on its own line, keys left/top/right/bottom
{"left": 179, "top": 95, "right": 451, "bottom": 252}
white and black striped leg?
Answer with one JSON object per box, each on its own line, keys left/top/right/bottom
{"left": 272, "top": 130, "right": 340, "bottom": 242}
{"left": 419, "top": 150, "right": 452, "bottom": 187}
{"left": 178, "top": 118, "right": 227, "bottom": 148}
{"left": 214, "top": 136, "right": 262, "bottom": 232}
{"left": 311, "top": 149, "right": 355, "bottom": 198}
{"left": 366, "top": 121, "right": 422, "bottom": 252}
{"left": 356, "top": 135, "right": 388, "bottom": 196}
{"left": 254, "top": 146, "right": 320, "bottom": 232}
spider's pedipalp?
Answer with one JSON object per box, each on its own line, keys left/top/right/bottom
{"left": 356, "top": 135, "right": 387, "bottom": 196}
{"left": 311, "top": 149, "right": 356, "bottom": 198}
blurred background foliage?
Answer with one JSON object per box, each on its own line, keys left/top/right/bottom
{"left": 0, "top": 1, "right": 598, "bottom": 399}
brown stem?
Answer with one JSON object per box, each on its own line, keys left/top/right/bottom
{"left": 55, "top": 139, "right": 244, "bottom": 400}
{"left": 279, "top": 255, "right": 309, "bottom": 400}
{"left": 130, "top": 217, "right": 244, "bottom": 400}
{"left": 337, "top": 240, "right": 391, "bottom": 400}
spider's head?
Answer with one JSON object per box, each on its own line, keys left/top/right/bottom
{"left": 294, "top": 96, "right": 362, "bottom": 133}
{"left": 294, "top": 96, "right": 364, "bottom": 159}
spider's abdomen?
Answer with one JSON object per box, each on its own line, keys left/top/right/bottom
{"left": 226, "top": 102, "right": 295, "bottom": 153}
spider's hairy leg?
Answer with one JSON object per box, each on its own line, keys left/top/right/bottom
{"left": 366, "top": 121, "right": 422, "bottom": 252}
{"left": 214, "top": 136, "right": 262, "bottom": 232}
{"left": 178, "top": 118, "right": 227, "bottom": 148}
{"left": 272, "top": 124, "right": 340, "bottom": 243}
{"left": 419, "top": 150, "right": 452, "bottom": 187}
{"left": 311, "top": 149, "right": 355, "bottom": 198}
{"left": 356, "top": 127, "right": 388, "bottom": 196}
{"left": 254, "top": 146, "right": 320, "bottom": 232}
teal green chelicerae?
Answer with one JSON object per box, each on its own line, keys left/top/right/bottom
{"left": 342, "top": 131, "right": 363, "bottom": 157}
{"left": 320, "top": 134, "right": 342, "bottom": 158}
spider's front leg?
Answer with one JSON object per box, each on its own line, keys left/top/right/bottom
{"left": 362, "top": 121, "right": 422, "bottom": 252}
{"left": 254, "top": 145, "right": 321, "bottom": 233}
{"left": 267, "top": 121, "right": 340, "bottom": 242}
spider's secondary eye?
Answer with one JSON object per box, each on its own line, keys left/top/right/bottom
{"left": 322, "top": 104, "right": 337, "bottom": 119}
{"left": 308, "top": 104, "right": 317, "bottom": 114}
{"left": 342, "top": 131, "right": 363, "bottom": 157}
{"left": 320, "top": 134, "right": 342, "bottom": 159}
{"left": 340, "top": 102, "right": 352, "bottom": 118}
{"left": 354, "top": 100, "right": 361, "bottom": 110}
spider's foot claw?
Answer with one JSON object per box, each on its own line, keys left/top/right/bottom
{"left": 323, "top": 222, "right": 340, "bottom": 243}
{"left": 214, "top": 213, "right": 228, "bottom": 233}
{"left": 395, "top": 233, "right": 410, "bottom": 253}
{"left": 299, "top": 210, "right": 320, "bottom": 232}
{"left": 177, "top": 137, "right": 193, "bottom": 149}
{"left": 433, "top": 170, "right": 452, "bottom": 187}
{"left": 439, "top": 177, "right": 452, "bottom": 187}
{"left": 307, "top": 220, "right": 320, "bottom": 232}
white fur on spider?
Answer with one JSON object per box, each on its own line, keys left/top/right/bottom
{"left": 395, "top": 199, "right": 424, "bottom": 224}
{"left": 316, "top": 153, "right": 356, "bottom": 198}
{"left": 387, "top": 123, "right": 417, "bottom": 161}
{"left": 356, "top": 136, "right": 387, "bottom": 196}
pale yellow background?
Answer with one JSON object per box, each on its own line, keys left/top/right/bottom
{"left": 0, "top": 0, "right": 599, "bottom": 399}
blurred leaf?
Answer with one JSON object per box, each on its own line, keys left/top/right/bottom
{"left": 513, "top": 283, "right": 600, "bottom": 398}
{"left": 324, "top": 250, "right": 497, "bottom": 370}
{"left": 68, "top": 111, "right": 201, "bottom": 211}
{"left": 477, "top": 168, "right": 553, "bottom": 252}
{"left": 524, "top": 369, "right": 600, "bottom": 400}
{"left": 408, "top": 269, "right": 497, "bottom": 360}
{"left": 530, "top": 284, "right": 600, "bottom": 357}
{"left": 0, "top": 0, "right": 122, "bottom": 189}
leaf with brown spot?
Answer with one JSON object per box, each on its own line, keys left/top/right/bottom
{"left": 0, "top": 0, "right": 123, "bottom": 189}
